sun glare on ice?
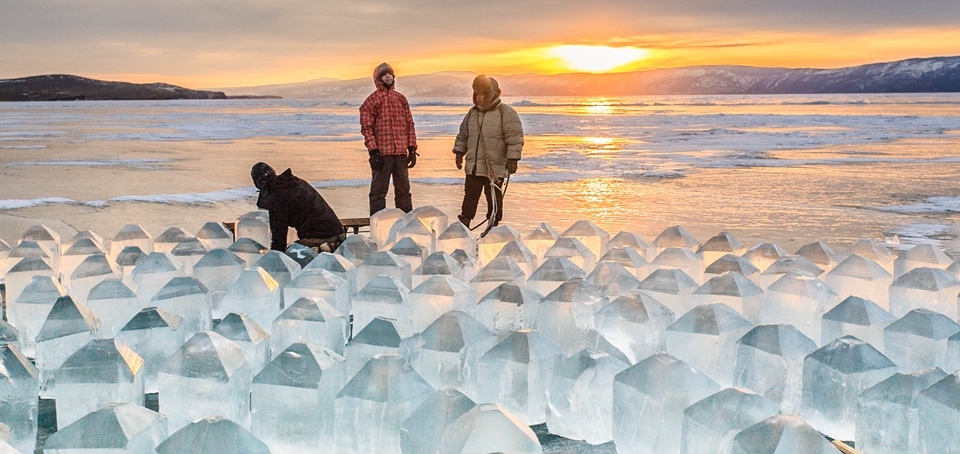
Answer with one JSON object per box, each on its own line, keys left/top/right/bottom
{"left": 550, "top": 45, "right": 649, "bottom": 73}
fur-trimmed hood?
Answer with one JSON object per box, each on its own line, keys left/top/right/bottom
{"left": 472, "top": 75, "right": 502, "bottom": 111}
{"left": 373, "top": 62, "right": 395, "bottom": 91}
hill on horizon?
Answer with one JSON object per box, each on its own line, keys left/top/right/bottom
{"left": 220, "top": 56, "right": 960, "bottom": 98}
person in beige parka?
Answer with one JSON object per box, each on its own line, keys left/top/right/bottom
{"left": 453, "top": 75, "right": 524, "bottom": 228}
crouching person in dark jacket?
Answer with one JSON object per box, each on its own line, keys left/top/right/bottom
{"left": 251, "top": 162, "right": 346, "bottom": 252}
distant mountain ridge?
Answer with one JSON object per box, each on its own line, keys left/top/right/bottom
{"left": 0, "top": 75, "right": 227, "bottom": 101}
{"left": 225, "top": 56, "right": 960, "bottom": 98}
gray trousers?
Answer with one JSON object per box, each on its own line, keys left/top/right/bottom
{"left": 369, "top": 154, "right": 412, "bottom": 215}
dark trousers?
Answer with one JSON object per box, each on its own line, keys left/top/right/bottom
{"left": 459, "top": 174, "right": 504, "bottom": 227}
{"left": 369, "top": 155, "right": 412, "bottom": 215}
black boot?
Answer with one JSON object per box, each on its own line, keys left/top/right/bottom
{"left": 457, "top": 215, "right": 471, "bottom": 229}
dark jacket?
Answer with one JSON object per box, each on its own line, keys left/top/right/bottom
{"left": 256, "top": 169, "right": 344, "bottom": 251}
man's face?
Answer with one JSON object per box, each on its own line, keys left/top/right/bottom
{"left": 380, "top": 73, "right": 394, "bottom": 86}
{"left": 475, "top": 92, "right": 486, "bottom": 106}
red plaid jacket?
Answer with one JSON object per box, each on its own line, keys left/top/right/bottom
{"left": 359, "top": 71, "right": 417, "bottom": 156}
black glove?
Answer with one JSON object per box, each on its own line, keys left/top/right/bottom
{"left": 407, "top": 147, "right": 418, "bottom": 169}
{"left": 455, "top": 154, "right": 464, "bottom": 170}
{"left": 506, "top": 158, "right": 519, "bottom": 174}
{"left": 368, "top": 149, "right": 383, "bottom": 171}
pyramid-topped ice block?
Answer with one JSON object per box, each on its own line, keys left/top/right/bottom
{"left": 283, "top": 269, "right": 350, "bottom": 327}
{"left": 5, "top": 256, "right": 56, "bottom": 326}
{"left": 60, "top": 237, "right": 106, "bottom": 282}
{"left": 544, "top": 237, "right": 597, "bottom": 274}
{"left": 283, "top": 242, "right": 317, "bottom": 268}
{"left": 589, "top": 290, "right": 673, "bottom": 364}
{"left": 66, "top": 230, "right": 103, "bottom": 254}
{"left": 335, "top": 233, "right": 378, "bottom": 267}
{"left": 734, "top": 324, "right": 817, "bottom": 413}
{"left": 43, "top": 402, "right": 168, "bottom": 454}
{"left": 158, "top": 331, "right": 252, "bottom": 431}
{"left": 795, "top": 240, "right": 839, "bottom": 273}
{"left": 613, "top": 352, "right": 720, "bottom": 454}
{"left": 84, "top": 278, "right": 138, "bottom": 337}
{"left": 730, "top": 414, "right": 839, "bottom": 454}
{"left": 151, "top": 276, "right": 211, "bottom": 337}
{"left": 824, "top": 254, "right": 892, "bottom": 308}
{"left": 693, "top": 272, "right": 764, "bottom": 323}
{"left": 760, "top": 270, "right": 839, "bottom": 343}
{"left": 585, "top": 261, "right": 641, "bottom": 299}
{"left": 155, "top": 416, "right": 269, "bottom": 454}
{"left": 66, "top": 253, "right": 118, "bottom": 303}
{"left": 637, "top": 267, "right": 700, "bottom": 316}
{"left": 475, "top": 282, "right": 543, "bottom": 339}
{"left": 884, "top": 308, "right": 960, "bottom": 372}
{"left": 193, "top": 248, "right": 245, "bottom": 313}
{"left": 436, "top": 222, "right": 476, "bottom": 259}
{"left": 213, "top": 312, "right": 271, "bottom": 374}
{"left": 51, "top": 338, "right": 145, "bottom": 428}
{"left": 494, "top": 240, "right": 538, "bottom": 276}
{"left": 0, "top": 320, "right": 18, "bottom": 349}
{"left": 451, "top": 249, "right": 480, "bottom": 282}
{"left": 220, "top": 266, "right": 280, "bottom": 328}
{"left": 413, "top": 251, "right": 464, "bottom": 287}
{"left": 666, "top": 302, "right": 754, "bottom": 387}
{"left": 742, "top": 242, "right": 788, "bottom": 273}
{"left": 371, "top": 208, "right": 406, "bottom": 248}
{"left": 527, "top": 257, "right": 586, "bottom": 296}
{"left": 651, "top": 247, "right": 706, "bottom": 284}
{"left": 918, "top": 373, "right": 960, "bottom": 453}
{"left": 652, "top": 225, "right": 700, "bottom": 254}
{"left": 405, "top": 275, "right": 476, "bottom": 332}
{"left": 335, "top": 354, "right": 435, "bottom": 454}
{"left": 401, "top": 311, "right": 496, "bottom": 397}
{"left": 353, "top": 275, "right": 410, "bottom": 334}
{"left": 153, "top": 226, "right": 191, "bottom": 253}
{"left": 800, "top": 335, "right": 897, "bottom": 441}
{"left": 227, "top": 237, "right": 267, "bottom": 268}
{"left": 356, "top": 250, "right": 410, "bottom": 290}
{"left": 599, "top": 247, "right": 650, "bottom": 280}
{"left": 697, "top": 232, "right": 746, "bottom": 268}
{"left": 895, "top": 243, "right": 953, "bottom": 279}
{"left": 20, "top": 224, "right": 60, "bottom": 264}
{"left": 253, "top": 250, "right": 301, "bottom": 290}
{"left": 396, "top": 216, "right": 435, "bottom": 253}
{"left": 34, "top": 295, "right": 100, "bottom": 390}
{"left": 391, "top": 236, "right": 427, "bottom": 270}
{"left": 343, "top": 317, "right": 416, "bottom": 380}
{"left": 842, "top": 238, "right": 894, "bottom": 273}
{"left": 8, "top": 274, "right": 65, "bottom": 357}
{"left": 471, "top": 256, "right": 526, "bottom": 298}
{"left": 271, "top": 297, "right": 345, "bottom": 357}
{"left": 477, "top": 330, "right": 565, "bottom": 425}
{"left": 539, "top": 278, "right": 608, "bottom": 356}
{"left": 546, "top": 348, "right": 629, "bottom": 444}
{"left": 109, "top": 224, "right": 153, "bottom": 259}
{"left": 477, "top": 225, "right": 521, "bottom": 266}
{"left": 303, "top": 251, "right": 357, "bottom": 293}
{"left": 680, "top": 388, "right": 780, "bottom": 454}
{"left": 889, "top": 267, "right": 960, "bottom": 319}
{"left": 235, "top": 212, "right": 271, "bottom": 250}
{"left": 525, "top": 222, "right": 561, "bottom": 261}
{"left": 821, "top": 295, "right": 895, "bottom": 350}
{"left": 170, "top": 238, "right": 207, "bottom": 274}
{"left": 399, "top": 388, "right": 478, "bottom": 454}
{"left": 560, "top": 220, "right": 609, "bottom": 259}
{"left": 115, "top": 246, "right": 146, "bottom": 287}
{"left": 196, "top": 221, "right": 234, "bottom": 251}
{"left": 252, "top": 341, "right": 345, "bottom": 453}
{"left": 759, "top": 255, "right": 824, "bottom": 289}
{"left": 0, "top": 345, "right": 39, "bottom": 454}
{"left": 857, "top": 368, "right": 947, "bottom": 454}
{"left": 608, "top": 231, "right": 652, "bottom": 258}
{"left": 117, "top": 307, "right": 186, "bottom": 393}
{"left": 704, "top": 254, "right": 761, "bottom": 284}
{"left": 131, "top": 252, "right": 183, "bottom": 303}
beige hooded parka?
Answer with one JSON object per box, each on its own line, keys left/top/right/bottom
{"left": 452, "top": 75, "right": 524, "bottom": 181}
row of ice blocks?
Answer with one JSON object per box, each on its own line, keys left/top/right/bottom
{"left": 9, "top": 325, "right": 960, "bottom": 454}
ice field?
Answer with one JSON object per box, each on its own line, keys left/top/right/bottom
{"left": 4, "top": 207, "right": 960, "bottom": 453}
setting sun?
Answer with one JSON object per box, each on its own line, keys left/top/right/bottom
{"left": 549, "top": 45, "right": 650, "bottom": 73}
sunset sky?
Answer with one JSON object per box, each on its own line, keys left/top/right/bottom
{"left": 2, "top": 0, "right": 960, "bottom": 88}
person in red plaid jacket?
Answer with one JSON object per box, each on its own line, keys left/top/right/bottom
{"left": 360, "top": 62, "right": 419, "bottom": 215}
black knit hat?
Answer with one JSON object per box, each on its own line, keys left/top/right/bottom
{"left": 251, "top": 162, "right": 276, "bottom": 189}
